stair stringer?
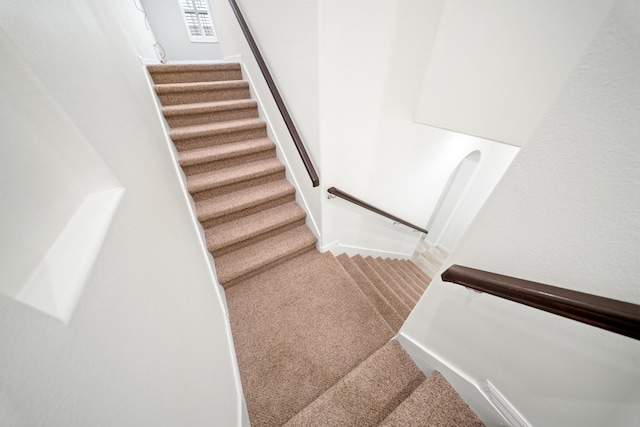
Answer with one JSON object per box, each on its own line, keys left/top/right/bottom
{"left": 140, "top": 59, "right": 251, "bottom": 427}
{"left": 396, "top": 331, "right": 529, "bottom": 427}
{"left": 233, "top": 58, "right": 323, "bottom": 246}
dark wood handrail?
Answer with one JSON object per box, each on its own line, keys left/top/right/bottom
{"left": 227, "top": 0, "right": 319, "bottom": 187}
{"left": 441, "top": 265, "right": 640, "bottom": 340}
{"left": 327, "top": 187, "right": 429, "bottom": 234}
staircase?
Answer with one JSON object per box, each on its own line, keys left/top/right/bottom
{"left": 147, "top": 63, "right": 484, "bottom": 426}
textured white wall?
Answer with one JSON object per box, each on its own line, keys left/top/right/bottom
{"left": 0, "top": 0, "right": 242, "bottom": 425}
{"left": 140, "top": 0, "right": 224, "bottom": 62}
{"left": 402, "top": 1, "right": 640, "bottom": 425}
{"left": 414, "top": 0, "right": 615, "bottom": 146}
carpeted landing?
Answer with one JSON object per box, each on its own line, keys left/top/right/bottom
{"left": 148, "top": 63, "right": 484, "bottom": 426}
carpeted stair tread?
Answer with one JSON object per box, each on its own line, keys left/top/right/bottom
{"left": 154, "top": 80, "right": 250, "bottom": 105}
{"left": 195, "top": 179, "right": 295, "bottom": 223}
{"left": 364, "top": 256, "right": 418, "bottom": 308}
{"left": 384, "top": 259, "right": 427, "bottom": 296}
{"left": 225, "top": 251, "right": 394, "bottom": 427}
{"left": 376, "top": 258, "right": 423, "bottom": 302}
{"left": 162, "top": 98, "right": 258, "bottom": 127}
{"left": 205, "top": 202, "right": 306, "bottom": 256}
{"left": 380, "top": 371, "right": 485, "bottom": 427}
{"left": 186, "top": 157, "right": 284, "bottom": 195}
{"left": 170, "top": 118, "right": 265, "bottom": 143}
{"left": 147, "top": 62, "right": 242, "bottom": 84}
{"left": 214, "top": 224, "right": 317, "bottom": 286}
{"left": 391, "top": 259, "right": 431, "bottom": 291}
{"left": 284, "top": 339, "right": 425, "bottom": 427}
{"left": 407, "top": 260, "right": 434, "bottom": 284}
{"left": 178, "top": 137, "right": 275, "bottom": 171}
{"left": 352, "top": 256, "right": 411, "bottom": 319}
{"left": 336, "top": 254, "right": 404, "bottom": 333}
{"left": 154, "top": 80, "right": 249, "bottom": 95}
{"left": 390, "top": 259, "right": 430, "bottom": 292}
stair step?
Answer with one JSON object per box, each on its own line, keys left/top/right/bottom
{"left": 423, "top": 247, "right": 448, "bottom": 267}
{"left": 163, "top": 99, "right": 259, "bottom": 127}
{"left": 147, "top": 63, "right": 242, "bottom": 84}
{"left": 178, "top": 138, "right": 276, "bottom": 176}
{"left": 388, "top": 259, "right": 429, "bottom": 293}
{"left": 284, "top": 340, "right": 425, "bottom": 426}
{"left": 195, "top": 179, "right": 296, "bottom": 228}
{"left": 187, "top": 158, "right": 285, "bottom": 200}
{"left": 380, "top": 371, "right": 484, "bottom": 426}
{"left": 154, "top": 80, "right": 250, "bottom": 105}
{"left": 336, "top": 254, "right": 404, "bottom": 333}
{"left": 215, "top": 224, "right": 317, "bottom": 287}
{"left": 379, "top": 259, "right": 425, "bottom": 299}
{"left": 406, "top": 260, "right": 434, "bottom": 284}
{"left": 352, "top": 256, "right": 411, "bottom": 319}
{"left": 373, "top": 257, "right": 422, "bottom": 303}
{"left": 171, "top": 118, "right": 267, "bottom": 151}
{"left": 364, "top": 256, "right": 418, "bottom": 308}
{"left": 206, "top": 202, "right": 307, "bottom": 257}
{"left": 413, "top": 254, "right": 440, "bottom": 279}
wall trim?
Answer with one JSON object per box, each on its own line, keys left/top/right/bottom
{"left": 396, "top": 332, "right": 515, "bottom": 427}
{"left": 479, "top": 381, "right": 531, "bottom": 427}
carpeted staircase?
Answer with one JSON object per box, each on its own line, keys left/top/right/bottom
{"left": 147, "top": 63, "right": 484, "bottom": 426}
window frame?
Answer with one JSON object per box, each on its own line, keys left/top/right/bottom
{"left": 179, "top": 0, "right": 218, "bottom": 43}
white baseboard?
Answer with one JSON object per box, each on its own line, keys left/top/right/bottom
{"left": 396, "top": 332, "right": 518, "bottom": 427}
{"left": 479, "top": 381, "right": 531, "bottom": 427}
{"left": 323, "top": 242, "right": 412, "bottom": 260}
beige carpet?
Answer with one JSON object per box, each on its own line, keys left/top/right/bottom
{"left": 148, "top": 63, "right": 484, "bottom": 426}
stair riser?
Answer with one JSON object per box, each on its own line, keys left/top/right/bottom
{"left": 366, "top": 258, "right": 418, "bottom": 308}
{"left": 173, "top": 126, "right": 267, "bottom": 151}
{"left": 220, "top": 245, "right": 315, "bottom": 289}
{"left": 157, "top": 87, "right": 250, "bottom": 106}
{"left": 180, "top": 147, "right": 276, "bottom": 176}
{"left": 149, "top": 69, "right": 243, "bottom": 85}
{"left": 200, "top": 193, "right": 296, "bottom": 229}
{"left": 380, "top": 260, "right": 423, "bottom": 301}
{"left": 353, "top": 257, "right": 411, "bottom": 319}
{"left": 190, "top": 169, "right": 286, "bottom": 201}
{"left": 405, "top": 262, "right": 432, "bottom": 285}
{"left": 211, "top": 217, "right": 307, "bottom": 258}
{"left": 165, "top": 105, "right": 258, "bottom": 128}
{"left": 391, "top": 261, "right": 429, "bottom": 292}
{"left": 336, "top": 255, "right": 404, "bottom": 333}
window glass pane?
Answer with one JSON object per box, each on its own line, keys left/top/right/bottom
{"left": 184, "top": 12, "right": 201, "bottom": 36}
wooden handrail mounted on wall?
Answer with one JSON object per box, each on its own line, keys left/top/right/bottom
{"left": 442, "top": 264, "right": 640, "bottom": 340}
{"left": 227, "top": 0, "right": 319, "bottom": 187}
{"left": 327, "top": 187, "right": 429, "bottom": 234}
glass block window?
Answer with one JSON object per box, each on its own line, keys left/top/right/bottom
{"left": 180, "top": 0, "right": 218, "bottom": 42}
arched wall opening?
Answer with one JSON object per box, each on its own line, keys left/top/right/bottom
{"left": 424, "top": 150, "right": 481, "bottom": 253}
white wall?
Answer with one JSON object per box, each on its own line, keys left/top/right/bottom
{"left": 140, "top": 0, "right": 224, "bottom": 62}
{"left": 402, "top": 1, "right": 640, "bottom": 425}
{"left": 316, "top": 0, "right": 519, "bottom": 258}
{"left": 0, "top": 0, "right": 242, "bottom": 425}
{"left": 210, "top": 0, "right": 519, "bottom": 258}
{"left": 414, "top": 0, "right": 615, "bottom": 146}
{"left": 210, "top": 0, "right": 324, "bottom": 239}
